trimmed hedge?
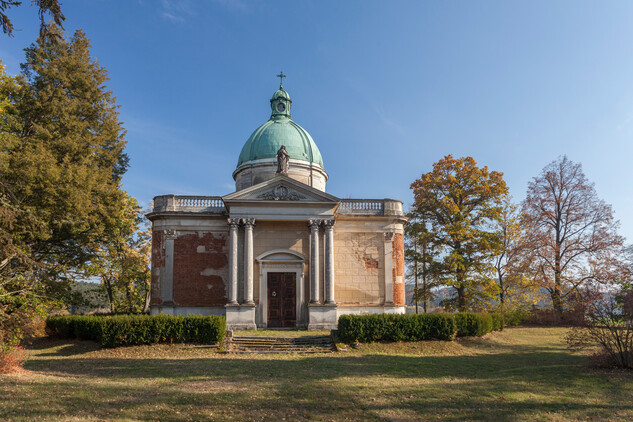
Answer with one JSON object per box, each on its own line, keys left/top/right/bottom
{"left": 491, "top": 313, "right": 504, "bottom": 332}
{"left": 454, "top": 312, "right": 493, "bottom": 337}
{"left": 338, "top": 312, "right": 505, "bottom": 343}
{"left": 338, "top": 313, "right": 457, "bottom": 343}
{"left": 46, "top": 314, "right": 225, "bottom": 348}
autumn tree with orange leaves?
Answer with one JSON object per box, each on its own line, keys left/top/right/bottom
{"left": 410, "top": 155, "right": 508, "bottom": 312}
{"left": 521, "top": 156, "right": 625, "bottom": 314}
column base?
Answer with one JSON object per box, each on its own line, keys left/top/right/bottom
{"left": 225, "top": 303, "right": 257, "bottom": 330}
{"left": 307, "top": 303, "right": 338, "bottom": 330}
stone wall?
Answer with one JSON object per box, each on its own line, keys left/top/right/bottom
{"left": 252, "top": 221, "right": 310, "bottom": 300}
{"left": 333, "top": 232, "right": 384, "bottom": 304}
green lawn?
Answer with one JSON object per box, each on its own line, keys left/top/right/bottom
{"left": 1, "top": 327, "right": 631, "bottom": 421}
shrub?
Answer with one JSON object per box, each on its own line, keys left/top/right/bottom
{"left": 502, "top": 308, "right": 532, "bottom": 327}
{"left": 46, "top": 315, "right": 76, "bottom": 338}
{"left": 73, "top": 315, "right": 104, "bottom": 341}
{"left": 337, "top": 313, "right": 457, "bottom": 343}
{"left": 566, "top": 289, "right": 633, "bottom": 369}
{"left": 0, "top": 344, "right": 27, "bottom": 374}
{"left": 46, "top": 314, "right": 225, "bottom": 348}
{"left": 454, "top": 313, "right": 494, "bottom": 337}
{"left": 491, "top": 313, "right": 504, "bottom": 331}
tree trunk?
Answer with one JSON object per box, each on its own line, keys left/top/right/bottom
{"left": 499, "top": 273, "right": 505, "bottom": 306}
{"left": 551, "top": 289, "right": 563, "bottom": 314}
{"left": 143, "top": 288, "right": 151, "bottom": 313}
{"left": 422, "top": 242, "right": 428, "bottom": 313}
{"left": 103, "top": 277, "right": 114, "bottom": 313}
{"left": 457, "top": 284, "right": 466, "bottom": 312}
{"left": 414, "top": 238, "right": 419, "bottom": 314}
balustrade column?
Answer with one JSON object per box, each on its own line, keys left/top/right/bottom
{"left": 308, "top": 220, "right": 321, "bottom": 304}
{"left": 323, "top": 220, "right": 336, "bottom": 304}
{"left": 227, "top": 218, "right": 240, "bottom": 305}
{"left": 243, "top": 218, "right": 256, "bottom": 305}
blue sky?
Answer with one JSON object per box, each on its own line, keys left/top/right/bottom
{"left": 2, "top": 0, "right": 632, "bottom": 242}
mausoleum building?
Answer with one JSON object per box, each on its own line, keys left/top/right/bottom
{"left": 148, "top": 79, "right": 407, "bottom": 330}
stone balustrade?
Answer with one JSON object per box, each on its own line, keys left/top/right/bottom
{"left": 152, "top": 195, "right": 404, "bottom": 216}
{"left": 338, "top": 199, "right": 404, "bottom": 216}
{"left": 152, "top": 195, "right": 226, "bottom": 213}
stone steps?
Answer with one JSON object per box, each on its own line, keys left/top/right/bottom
{"left": 229, "top": 335, "right": 335, "bottom": 354}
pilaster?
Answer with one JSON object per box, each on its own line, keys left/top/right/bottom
{"left": 308, "top": 219, "right": 321, "bottom": 304}
{"left": 323, "top": 219, "right": 336, "bottom": 305}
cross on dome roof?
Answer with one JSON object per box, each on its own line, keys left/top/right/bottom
{"left": 276, "top": 71, "right": 286, "bottom": 89}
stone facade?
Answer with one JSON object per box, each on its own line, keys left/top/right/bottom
{"left": 147, "top": 177, "right": 407, "bottom": 329}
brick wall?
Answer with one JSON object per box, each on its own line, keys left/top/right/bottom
{"left": 392, "top": 233, "right": 405, "bottom": 306}
{"left": 172, "top": 232, "right": 229, "bottom": 306}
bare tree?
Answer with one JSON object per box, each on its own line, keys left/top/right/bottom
{"left": 493, "top": 195, "right": 537, "bottom": 308}
{"left": 521, "top": 156, "right": 624, "bottom": 313}
{"left": 405, "top": 211, "right": 436, "bottom": 313}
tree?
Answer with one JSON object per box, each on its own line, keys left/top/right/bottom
{"left": 410, "top": 155, "right": 508, "bottom": 311}
{"left": 405, "top": 211, "right": 437, "bottom": 313}
{"left": 493, "top": 195, "right": 538, "bottom": 309}
{"left": 1, "top": 25, "right": 128, "bottom": 345}
{"left": 521, "top": 156, "right": 624, "bottom": 313}
{"left": 1, "top": 0, "right": 64, "bottom": 37}
{"left": 87, "top": 194, "right": 151, "bottom": 314}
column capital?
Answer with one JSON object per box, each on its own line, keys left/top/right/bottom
{"left": 164, "top": 229, "right": 178, "bottom": 240}
{"left": 308, "top": 219, "right": 322, "bottom": 230}
{"left": 323, "top": 219, "right": 335, "bottom": 230}
{"left": 227, "top": 218, "right": 240, "bottom": 228}
{"left": 384, "top": 231, "right": 395, "bottom": 241}
{"left": 242, "top": 218, "right": 256, "bottom": 227}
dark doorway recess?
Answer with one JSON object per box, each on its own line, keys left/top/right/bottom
{"left": 267, "top": 272, "right": 296, "bottom": 328}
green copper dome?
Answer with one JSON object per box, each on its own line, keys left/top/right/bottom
{"left": 236, "top": 88, "right": 324, "bottom": 169}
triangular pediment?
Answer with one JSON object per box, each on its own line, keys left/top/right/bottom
{"left": 222, "top": 175, "right": 339, "bottom": 203}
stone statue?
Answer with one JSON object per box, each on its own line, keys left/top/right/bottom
{"left": 276, "top": 145, "right": 289, "bottom": 175}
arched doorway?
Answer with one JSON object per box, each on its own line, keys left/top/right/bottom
{"left": 256, "top": 249, "right": 306, "bottom": 328}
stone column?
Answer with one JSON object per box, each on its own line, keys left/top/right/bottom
{"left": 323, "top": 219, "right": 336, "bottom": 304}
{"left": 384, "top": 232, "right": 394, "bottom": 305}
{"left": 308, "top": 220, "right": 321, "bottom": 304}
{"left": 243, "top": 218, "right": 255, "bottom": 305}
{"left": 227, "top": 218, "right": 240, "bottom": 305}
{"left": 162, "top": 229, "right": 178, "bottom": 307}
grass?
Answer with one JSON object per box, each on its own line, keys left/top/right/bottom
{"left": 1, "top": 327, "right": 632, "bottom": 421}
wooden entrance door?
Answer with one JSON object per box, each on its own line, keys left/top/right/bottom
{"left": 267, "top": 272, "right": 296, "bottom": 328}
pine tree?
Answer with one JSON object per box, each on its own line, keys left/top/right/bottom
{"left": 1, "top": 26, "right": 129, "bottom": 343}
{"left": 6, "top": 24, "right": 129, "bottom": 276}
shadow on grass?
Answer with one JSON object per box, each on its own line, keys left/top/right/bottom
{"left": 23, "top": 337, "right": 101, "bottom": 356}
{"left": 1, "top": 331, "right": 630, "bottom": 422}
{"left": 6, "top": 351, "right": 633, "bottom": 422}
